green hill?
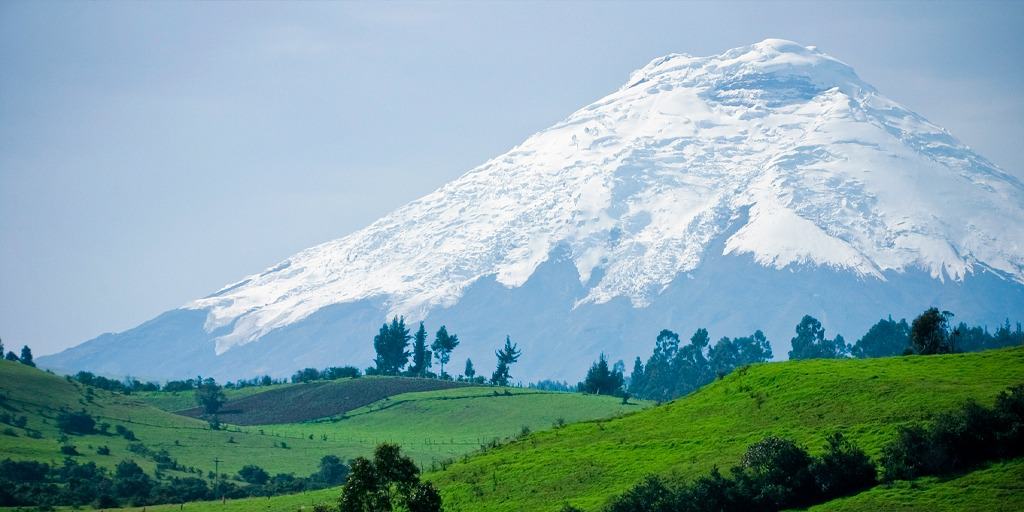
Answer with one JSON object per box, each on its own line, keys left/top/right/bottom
{"left": 176, "top": 377, "right": 469, "bottom": 424}
{"left": 805, "top": 458, "right": 1024, "bottom": 511}
{"left": 0, "top": 360, "right": 639, "bottom": 491}
{"left": 430, "top": 347, "right": 1024, "bottom": 511}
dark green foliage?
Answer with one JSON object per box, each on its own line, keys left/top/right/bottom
{"left": 238, "top": 464, "right": 270, "bottom": 485}
{"left": 4, "top": 351, "right": 17, "bottom": 361}
{"left": 880, "top": 385, "right": 1024, "bottom": 481}
{"left": 339, "top": 443, "right": 439, "bottom": 512}
{"left": 59, "top": 444, "right": 78, "bottom": 455}
{"left": 408, "top": 322, "right": 432, "bottom": 377}
{"left": 115, "top": 424, "right": 136, "bottom": 440}
{"left": 788, "top": 315, "right": 849, "bottom": 360}
{"left": 72, "top": 371, "right": 159, "bottom": 394}
{"left": 431, "top": 325, "right": 460, "bottom": 378}
{"left": 630, "top": 328, "right": 772, "bottom": 401}
{"left": 162, "top": 378, "right": 196, "bottom": 392}
{"left": 580, "top": 353, "right": 625, "bottom": 396}
{"left": 605, "top": 434, "right": 874, "bottom": 512}
{"left": 19, "top": 345, "right": 34, "bottom": 367}
{"left": 491, "top": 336, "right": 521, "bottom": 386}
{"left": 852, "top": 316, "right": 910, "bottom": 358}
{"left": 314, "top": 455, "right": 350, "bottom": 486}
{"left": 606, "top": 475, "right": 678, "bottom": 512}
{"left": 195, "top": 377, "right": 226, "bottom": 415}
{"left": 97, "top": 445, "right": 111, "bottom": 455}
{"left": 56, "top": 410, "right": 95, "bottom": 435}
{"left": 808, "top": 432, "right": 876, "bottom": 498}
{"left": 374, "top": 316, "right": 412, "bottom": 375}
{"left": 463, "top": 358, "right": 476, "bottom": 379}
{"left": 114, "top": 459, "right": 153, "bottom": 504}
{"left": 910, "top": 307, "right": 953, "bottom": 355}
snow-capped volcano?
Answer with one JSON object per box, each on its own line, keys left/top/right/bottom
{"left": 41, "top": 40, "right": 1024, "bottom": 381}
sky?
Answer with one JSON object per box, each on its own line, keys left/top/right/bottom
{"left": 1, "top": 1, "right": 1022, "bottom": 356}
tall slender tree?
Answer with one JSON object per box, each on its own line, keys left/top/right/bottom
{"left": 430, "top": 326, "right": 459, "bottom": 378}
{"left": 408, "top": 322, "right": 432, "bottom": 377}
{"left": 464, "top": 358, "right": 475, "bottom": 380}
{"left": 490, "top": 336, "right": 522, "bottom": 386}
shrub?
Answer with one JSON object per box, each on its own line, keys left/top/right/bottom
{"left": 56, "top": 410, "right": 95, "bottom": 435}
{"left": 238, "top": 464, "right": 270, "bottom": 485}
{"left": 809, "top": 432, "right": 876, "bottom": 499}
{"left": 97, "top": 445, "right": 111, "bottom": 455}
{"left": 60, "top": 444, "right": 79, "bottom": 456}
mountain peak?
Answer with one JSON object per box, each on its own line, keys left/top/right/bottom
{"left": 41, "top": 40, "right": 1024, "bottom": 381}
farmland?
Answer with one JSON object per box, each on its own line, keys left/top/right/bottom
{"left": 174, "top": 377, "right": 469, "bottom": 424}
{"left": 0, "top": 360, "right": 639, "bottom": 480}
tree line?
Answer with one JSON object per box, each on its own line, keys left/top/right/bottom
{"left": 1, "top": 337, "right": 35, "bottom": 368}
{"left": 369, "top": 316, "right": 523, "bottom": 386}
{"left": 579, "top": 307, "right": 1023, "bottom": 402}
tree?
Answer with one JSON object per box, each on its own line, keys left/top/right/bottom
{"left": 374, "top": 317, "right": 412, "bottom": 375}
{"left": 315, "top": 455, "right": 350, "bottom": 486}
{"left": 338, "top": 443, "right": 439, "bottom": 512}
{"left": 408, "top": 322, "right": 432, "bottom": 377}
{"left": 910, "top": 308, "right": 953, "bottom": 355}
{"left": 788, "top": 316, "right": 848, "bottom": 360}
{"left": 430, "top": 326, "right": 459, "bottom": 378}
{"left": 464, "top": 358, "right": 475, "bottom": 379}
{"left": 4, "top": 351, "right": 16, "bottom": 361}
{"left": 18, "top": 345, "right": 34, "bottom": 367}
{"left": 490, "top": 336, "right": 522, "bottom": 386}
{"left": 0, "top": 336, "right": 4, "bottom": 357}
{"left": 581, "top": 353, "right": 625, "bottom": 395}
{"left": 238, "top": 465, "right": 270, "bottom": 485}
{"left": 852, "top": 316, "right": 911, "bottom": 358}
{"left": 627, "top": 357, "right": 645, "bottom": 396}
{"left": 195, "top": 378, "right": 226, "bottom": 415}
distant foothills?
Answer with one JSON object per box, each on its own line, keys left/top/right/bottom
{"left": 9, "top": 306, "right": 1023, "bottom": 402}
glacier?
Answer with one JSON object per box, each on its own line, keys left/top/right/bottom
{"left": 39, "top": 39, "right": 1024, "bottom": 382}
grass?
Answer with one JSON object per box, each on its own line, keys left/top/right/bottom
{"left": 5, "top": 349, "right": 1022, "bottom": 511}
{"left": 428, "top": 347, "right": 1024, "bottom": 511}
{"left": 137, "top": 383, "right": 293, "bottom": 412}
{"left": 175, "top": 377, "right": 470, "bottom": 425}
{"left": 0, "top": 360, "right": 637, "bottom": 485}
{"left": 805, "top": 458, "right": 1024, "bottom": 511}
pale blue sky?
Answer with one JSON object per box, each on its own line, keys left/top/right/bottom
{"left": 2, "top": 1, "right": 1022, "bottom": 355}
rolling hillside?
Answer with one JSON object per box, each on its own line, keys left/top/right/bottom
{"left": 0, "top": 361, "right": 638, "bottom": 485}
{"left": 430, "top": 347, "right": 1024, "bottom": 511}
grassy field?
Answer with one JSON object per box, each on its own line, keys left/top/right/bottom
{"left": 428, "top": 347, "right": 1024, "bottom": 511}
{"left": 0, "top": 360, "right": 638, "bottom": 482}
{"left": 137, "top": 383, "right": 294, "bottom": 412}
{"left": 4, "top": 349, "right": 1022, "bottom": 511}
{"left": 175, "top": 377, "right": 470, "bottom": 425}
{"left": 805, "top": 458, "right": 1024, "bottom": 511}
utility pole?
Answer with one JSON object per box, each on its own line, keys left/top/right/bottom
{"left": 213, "top": 457, "right": 223, "bottom": 503}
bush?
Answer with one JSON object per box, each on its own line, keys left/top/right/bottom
{"left": 96, "top": 445, "right": 111, "bottom": 455}
{"left": 809, "top": 432, "right": 876, "bottom": 499}
{"left": 238, "top": 464, "right": 270, "bottom": 485}
{"left": 60, "top": 444, "right": 79, "bottom": 456}
{"left": 55, "top": 410, "right": 95, "bottom": 435}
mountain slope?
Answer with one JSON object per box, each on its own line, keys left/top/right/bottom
{"left": 40, "top": 39, "right": 1024, "bottom": 381}
{"left": 430, "top": 347, "right": 1024, "bottom": 511}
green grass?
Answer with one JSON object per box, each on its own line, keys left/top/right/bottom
{"left": 428, "top": 347, "right": 1024, "bottom": 511}
{"left": 7, "top": 349, "right": 1022, "bottom": 512}
{"left": 0, "top": 360, "right": 638, "bottom": 489}
{"left": 806, "top": 458, "right": 1024, "bottom": 511}
{"left": 137, "top": 384, "right": 293, "bottom": 412}
{"left": 175, "top": 377, "right": 471, "bottom": 425}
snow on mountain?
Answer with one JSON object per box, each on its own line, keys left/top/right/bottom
{"left": 187, "top": 39, "right": 1024, "bottom": 355}
{"left": 39, "top": 39, "right": 1024, "bottom": 381}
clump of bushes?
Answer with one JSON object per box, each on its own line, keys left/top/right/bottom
{"left": 55, "top": 410, "right": 95, "bottom": 435}
{"left": 881, "top": 383, "right": 1024, "bottom": 480}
